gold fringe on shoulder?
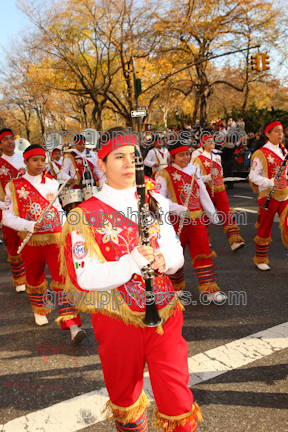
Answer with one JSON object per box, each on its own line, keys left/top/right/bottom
{"left": 156, "top": 169, "right": 178, "bottom": 204}
{"left": 26, "top": 279, "right": 48, "bottom": 294}
{"left": 279, "top": 201, "right": 288, "bottom": 248}
{"left": 18, "top": 232, "right": 61, "bottom": 247}
{"left": 9, "top": 182, "right": 20, "bottom": 217}
{"left": 153, "top": 402, "right": 203, "bottom": 432}
{"left": 192, "top": 251, "right": 217, "bottom": 265}
{"left": 103, "top": 390, "right": 150, "bottom": 424}
{"left": 0, "top": 183, "right": 5, "bottom": 203}
{"left": 254, "top": 235, "right": 272, "bottom": 245}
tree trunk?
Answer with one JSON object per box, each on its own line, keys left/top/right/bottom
{"left": 192, "top": 91, "right": 200, "bottom": 123}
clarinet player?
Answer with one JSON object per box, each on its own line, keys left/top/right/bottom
{"left": 249, "top": 120, "right": 288, "bottom": 270}
{"left": 59, "top": 128, "right": 202, "bottom": 432}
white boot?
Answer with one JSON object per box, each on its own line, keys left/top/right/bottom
{"left": 70, "top": 325, "right": 87, "bottom": 344}
{"left": 34, "top": 313, "right": 49, "bottom": 326}
{"left": 256, "top": 263, "right": 270, "bottom": 271}
{"left": 231, "top": 241, "right": 245, "bottom": 252}
{"left": 206, "top": 292, "right": 227, "bottom": 302}
{"left": 15, "top": 284, "right": 26, "bottom": 293}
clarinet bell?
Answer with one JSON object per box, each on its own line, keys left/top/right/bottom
{"left": 261, "top": 200, "right": 269, "bottom": 210}
{"left": 143, "top": 302, "right": 163, "bottom": 327}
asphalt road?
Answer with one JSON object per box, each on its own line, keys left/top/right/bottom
{"left": 0, "top": 182, "right": 287, "bottom": 432}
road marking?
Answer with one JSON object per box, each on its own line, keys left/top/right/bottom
{"left": 1, "top": 321, "right": 288, "bottom": 432}
{"left": 234, "top": 207, "right": 258, "bottom": 213}
{"left": 233, "top": 195, "right": 254, "bottom": 200}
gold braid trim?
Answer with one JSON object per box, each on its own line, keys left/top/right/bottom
{"left": 103, "top": 390, "right": 150, "bottom": 424}
{"left": 18, "top": 232, "right": 61, "bottom": 247}
{"left": 9, "top": 182, "right": 20, "bottom": 217}
{"left": 156, "top": 169, "right": 178, "bottom": 204}
{"left": 192, "top": 251, "right": 217, "bottom": 265}
{"left": 63, "top": 153, "right": 81, "bottom": 186}
{"left": 59, "top": 208, "right": 181, "bottom": 332}
{"left": 279, "top": 201, "right": 288, "bottom": 248}
{"left": 254, "top": 235, "right": 272, "bottom": 245}
{"left": 153, "top": 402, "right": 203, "bottom": 432}
{"left": 7, "top": 254, "right": 23, "bottom": 263}
{"left": 198, "top": 282, "right": 220, "bottom": 294}
{"left": 55, "top": 313, "right": 79, "bottom": 326}
{"left": 26, "top": 279, "right": 48, "bottom": 294}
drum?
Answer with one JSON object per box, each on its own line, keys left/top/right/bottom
{"left": 82, "top": 186, "right": 99, "bottom": 201}
{"left": 59, "top": 188, "right": 83, "bottom": 213}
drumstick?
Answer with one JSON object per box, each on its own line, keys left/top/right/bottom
{"left": 17, "top": 179, "right": 69, "bottom": 254}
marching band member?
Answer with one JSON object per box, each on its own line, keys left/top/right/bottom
{"left": 0, "top": 128, "right": 26, "bottom": 292}
{"left": 3, "top": 145, "right": 86, "bottom": 343}
{"left": 155, "top": 141, "right": 225, "bottom": 301}
{"left": 249, "top": 120, "right": 288, "bottom": 270}
{"left": 61, "top": 134, "right": 102, "bottom": 187}
{"left": 59, "top": 129, "right": 202, "bottom": 432}
{"left": 46, "top": 148, "right": 63, "bottom": 179}
{"left": 193, "top": 135, "right": 245, "bottom": 252}
{"left": 144, "top": 134, "right": 170, "bottom": 178}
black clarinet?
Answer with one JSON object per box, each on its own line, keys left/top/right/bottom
{"left": 262, "top": 153, "right": 288, "bottom": 210}
{"left": 134, "top": 145, "right": 163, "bottom": 327}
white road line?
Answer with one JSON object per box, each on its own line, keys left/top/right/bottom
{"left": 1, "top": 322, "right": 288, "bottom": 432}
{"left": 234, "top": 207, "right": 258, "bottom": 214}
{"left": 233, "top": 195, "right": 254, "bottom": 200}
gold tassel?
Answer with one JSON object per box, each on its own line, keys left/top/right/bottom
{"left": 50, "top": 280, "right": 65, "bottom": 291}
{"left": 31, "top": 305, "right": 50, "bottom": 315}
{"left": 18, "top": 232, "right": 61, "bottom": 247}
{"left": 156, "top": 169, "right": 178, "bottom": 204}
{"left": 198, "top": 282, "right": 220, "bottom": 294}
{"left": 171, "top": 281, "right": 186, "bottom": 291}
{"left": 254, "top": 235, "right": 272, "bottom": 245}
{"left": 7, "top": 254, "right": 23, "bottom": 263}
{"left": 153, "top": 402, "right": 203, "bottom": 432}
{"left": 0, "top": 183, "right": 5, "bottom": 202}
{"left": 254, "top": 255, "right": 269, "bottom": 265}
{"left": 192, "top": 251, "right": 217, "bottom": 265}
{"left": 8, "top": 182, "right": 20, "bottom": 217}
{"left": 188, "top": 209, "right": 202, "bottom": 221}
{"left": 12, "top": 275, "right": 26, "bottom": 286}
{"left": 102, "top": 390, "right": 150, "bottom": 424}
{"left": 55, "top": 313, "right": 79, "bottom": 327}
{"left": 26, "top": 279, "right": 48, "bottom": 294}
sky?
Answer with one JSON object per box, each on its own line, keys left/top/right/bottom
{"left": 0, "top": 1, "right": 30, "bottom": 54}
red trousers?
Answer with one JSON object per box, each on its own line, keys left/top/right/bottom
{"left": 254, "top": 197, "right": 288, "bottom": 264}
{"left": 92, "top": 308, "right": 199, "bottom": 431}
{"left": 2, "top": 225, "right": 26, "bottom": 286}
{"left": 169, "top": 218, "right": 219, "bottom": 294}
{"left": 21, "top": 243, "right": 81, "bottom": 329}
{"left": 208, "top": 189, "right": 243, "bottom": 245}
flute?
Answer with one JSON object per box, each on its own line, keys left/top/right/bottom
{"left": 262, "top": 153, "right": 288, "bottom": 210}
{"left": 177, "top": 172, "right": 196, "bottom": 238}
{"left": 17, "top": 179, "right": 69, "bottom": 254}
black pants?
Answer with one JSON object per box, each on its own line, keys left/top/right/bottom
{"left": 222, "top": 160, "right": 234, "bottom": 189}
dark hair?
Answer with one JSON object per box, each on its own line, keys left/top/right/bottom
{"left": 23, "top": 144, "right": 45, "bottom": 160}
{"left": 0, "top": 128, "right": 13, "bottom": 141}
{"left": 263, "top": 120, "right": 285, "bottom": 155}
{"left": 168, "top": 141, "right": 189, "bottom": 161}
{"left": 74, "top": 134, "right": 86, "bottom": 144}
